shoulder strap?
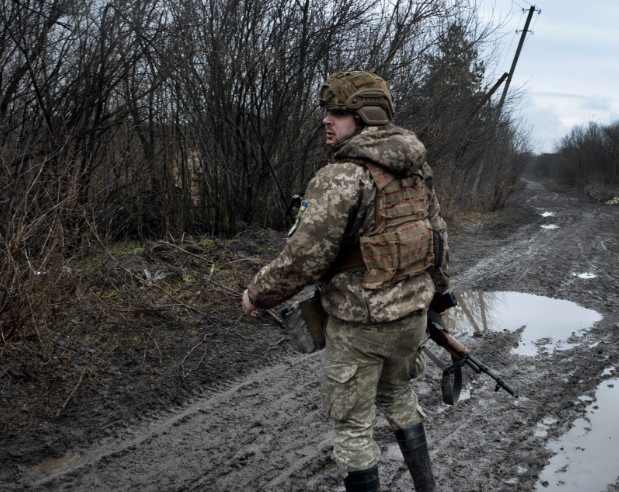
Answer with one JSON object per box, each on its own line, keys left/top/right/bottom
{"left": 334, "top": 157, "right": 396, "bottom": 190}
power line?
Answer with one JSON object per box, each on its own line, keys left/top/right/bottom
{"left": 501, "top": 23, "right": 519, "bottom": 73}
{"left": 509, "top": 0, "right": 530, "bottom": 10}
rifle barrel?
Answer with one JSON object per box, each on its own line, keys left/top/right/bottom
{"left": 467, "top": 354, "right": 519, "bottom": 398}
{"left": 464, "top": 357, "right": 482, "bottom": 374}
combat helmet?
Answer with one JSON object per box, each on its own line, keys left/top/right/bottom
{"left": 318, "top": 70, "right": 395, "bottom": 125}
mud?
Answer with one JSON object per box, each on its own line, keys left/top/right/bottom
{"left": 2, "top": 177, "right": 619, "bottom": 491}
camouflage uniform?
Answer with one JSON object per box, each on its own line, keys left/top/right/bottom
{"left": 247, "top": 123, "right": 449, "bottom": 477}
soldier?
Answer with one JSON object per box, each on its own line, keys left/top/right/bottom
{"left": 242, "top": 70, "right": 449, "bottom": 492}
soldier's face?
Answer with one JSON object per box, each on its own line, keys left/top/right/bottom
{"left": 323, "top": 110, "right": 356, "bottom": 144}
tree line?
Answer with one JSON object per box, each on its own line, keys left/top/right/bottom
{"left": 527, "top": 120, "right": 619, "bottom": 202}
{"left": 0, "top": 0, "right": 532, "bottom": 339}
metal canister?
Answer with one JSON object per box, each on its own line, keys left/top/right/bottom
{"left": 280, "top": 292, "right": 327, "bottom": 353}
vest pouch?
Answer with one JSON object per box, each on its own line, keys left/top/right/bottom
{"left": 280, "top": 291, "right": 327, "bottom": 353}
{"left": 359, "top": 232, "right": 398, "bottom": 288}
{"left": 396, "top": 219, "right": 434, "bottom": 279}
{"left": 299, "top": 292, "right": 327, "bottom": 350}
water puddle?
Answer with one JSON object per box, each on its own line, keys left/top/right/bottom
{"left": 443, "top": 292, "right": 601, "bottom": 356}
{"left": 572, "top": 272, "right": 597, "bottom": 279}
{"left": 541, "top": 224, "right": 559, "bottom": 229}
{"left": 540, "top": 212, "right": 555, "bottom": 217}
{"left": 39, "top": 455, "right": 78, "bottom": 473}
{"left": 535, "top": 417, "right": 558, "bottom": 437}
{"left": 536, "top": 378, "right": 619, "bottom": 491}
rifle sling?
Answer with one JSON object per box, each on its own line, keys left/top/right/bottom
{"left": 422, "top": 346, "right": 463, "bottom": 406}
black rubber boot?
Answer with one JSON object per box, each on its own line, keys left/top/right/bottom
{"left": 343, "top": 464, "right": 381, "bottom": 492}
{"left": 394, "top": 422, "right": 438, "bottom": 492}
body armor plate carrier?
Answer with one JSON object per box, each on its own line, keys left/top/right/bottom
{"left": 327, "top": 158, "right": 435, "bottom": 289}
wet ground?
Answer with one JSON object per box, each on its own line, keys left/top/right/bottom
{"left": 3, "top": 177, "right": 619, "bottom": 490}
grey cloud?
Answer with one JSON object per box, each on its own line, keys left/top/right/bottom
{"left": 531, "top": 92, "right": 587, "bottom": 99}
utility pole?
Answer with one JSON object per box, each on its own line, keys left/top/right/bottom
{"left": 472, "top": 5, "right": 540, "bottom": 199}
{"left": 497, "top": 5, "right": 539, "bottom": 115}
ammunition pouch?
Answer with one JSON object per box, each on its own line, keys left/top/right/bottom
{"left": 280, "top": 290, "right": 328, "bottom": 353}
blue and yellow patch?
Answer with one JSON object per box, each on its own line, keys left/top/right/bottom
{"left": 288, "top": 202, "right": 309, "bottom": 237}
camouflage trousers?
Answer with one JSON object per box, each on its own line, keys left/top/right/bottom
{"left": 321, "top": 312, "right": 427, "bottom": 478}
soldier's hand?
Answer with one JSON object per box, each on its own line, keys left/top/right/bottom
{"left": 242, "top": 289, "right": 259, "bottom": 318}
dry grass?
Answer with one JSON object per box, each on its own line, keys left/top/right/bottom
{"left": 0, "top": 230, "right": 286, "bottom": 457}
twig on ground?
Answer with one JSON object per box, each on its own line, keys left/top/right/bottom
{"left": 193, "top": 343, "right": 209, "bottom": 372}
{"left": 143, "top": 329, "right": 154, "bottom": 362}
{"left": 265, "top": 309, "right": 285, "bottom": 329}
{"left": 156, "top": 241, "right": 214, "bottom": 264}
{"left": 179, "top": 339, "right": 205, "bottom": 375}
{"left": 57, "top": 367, "right": 88, "bottom": 417}
{"left": 153, "top": 337, "right": 162, "bottom": 364}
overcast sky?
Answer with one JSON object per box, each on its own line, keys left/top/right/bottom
{"left": 480, "top": 0, "right": 619, "bottom": 153}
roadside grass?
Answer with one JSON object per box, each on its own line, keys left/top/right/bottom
{"left": 0, "top": 230, "right": 286, "bottom": 461}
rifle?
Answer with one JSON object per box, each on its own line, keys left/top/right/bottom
{"left": 426, "top": 293, "right": 519, "bottom": 403}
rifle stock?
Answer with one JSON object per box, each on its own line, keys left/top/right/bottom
{"left": 426, "top": 312, "right": 468, "bottom": 360}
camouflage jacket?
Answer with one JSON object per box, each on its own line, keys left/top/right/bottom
{"left": 247, "top": 124, "right": 449, "bottom": 324}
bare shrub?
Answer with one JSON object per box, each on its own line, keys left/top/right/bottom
{"left": 553, "top": 120, "right": 619, "bottom": 196}
{"left": 0, "top": 0, "right": 533, "bottom": 341}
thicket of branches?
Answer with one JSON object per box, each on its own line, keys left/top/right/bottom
{"left": 552, "top": 120, "right": 619, "bottom": 192}
{"left": 0, "top": 0, "right": 532, "bottom": 341}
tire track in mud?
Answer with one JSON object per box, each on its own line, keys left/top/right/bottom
{"left": 10, "top": 178, "right": 619, "bottom": 491}
{"left": 16, "top": 353, "right": 340, "bottom": 491}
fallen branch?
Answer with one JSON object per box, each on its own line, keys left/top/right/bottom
{"left": 143, "top": 329, "right": 154, "bottom": 363}
{"left": 198, "top": 275, "right": 286, "bottom": 330}
{"left": 57, "top": 367, "right": 88, "bottom": 417}
{"left": 193, "top": 343, "right": 209, "bottom": 373}
{"left": 156, "top": 241, "right": 214, "bottom": 264}
{"left": 179, "top": 339, "right": 204, "bottom": 375}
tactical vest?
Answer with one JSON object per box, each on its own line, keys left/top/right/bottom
{"left": 327, "top": 159, "right": 435, "bottom": 289}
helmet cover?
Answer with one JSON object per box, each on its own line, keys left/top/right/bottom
{"left": 319, "top": 70, "right": 395, "bottom": 125}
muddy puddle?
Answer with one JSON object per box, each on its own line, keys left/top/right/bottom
{"left": 536, "top": 374, "right": 619, "bottom": 491}
{"left": 443, "top": 292, "right": 601, "bottom": 356}
{"left": 572, "top": 272, "right": 597, "bottom": 279}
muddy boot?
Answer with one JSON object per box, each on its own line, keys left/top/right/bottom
{"left": 343, "top": 465, "right": 380, "bottom": 491}
{"left": 394, "top": 422, "right": 438, "bottom": 492}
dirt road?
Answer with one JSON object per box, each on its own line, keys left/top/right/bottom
{"left": 7, "top": 178, "right": 619, "bottom": 491}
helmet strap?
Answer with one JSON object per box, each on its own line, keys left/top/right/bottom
{"left": 354, "top": 113, "right": 366, "bottom": 132}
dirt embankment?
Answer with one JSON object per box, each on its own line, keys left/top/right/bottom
{"left": 2, "top": 177, "right": 619, "bottom": 491}
{"left": 0, "top": 230, "right": 295, "bottom": 481}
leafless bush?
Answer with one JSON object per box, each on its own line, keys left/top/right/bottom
{"left": 553, "top": 120, "right": 619, "bottom": 195}
{"left": 0, "top": 0, "right": 532, "bottom": 340}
